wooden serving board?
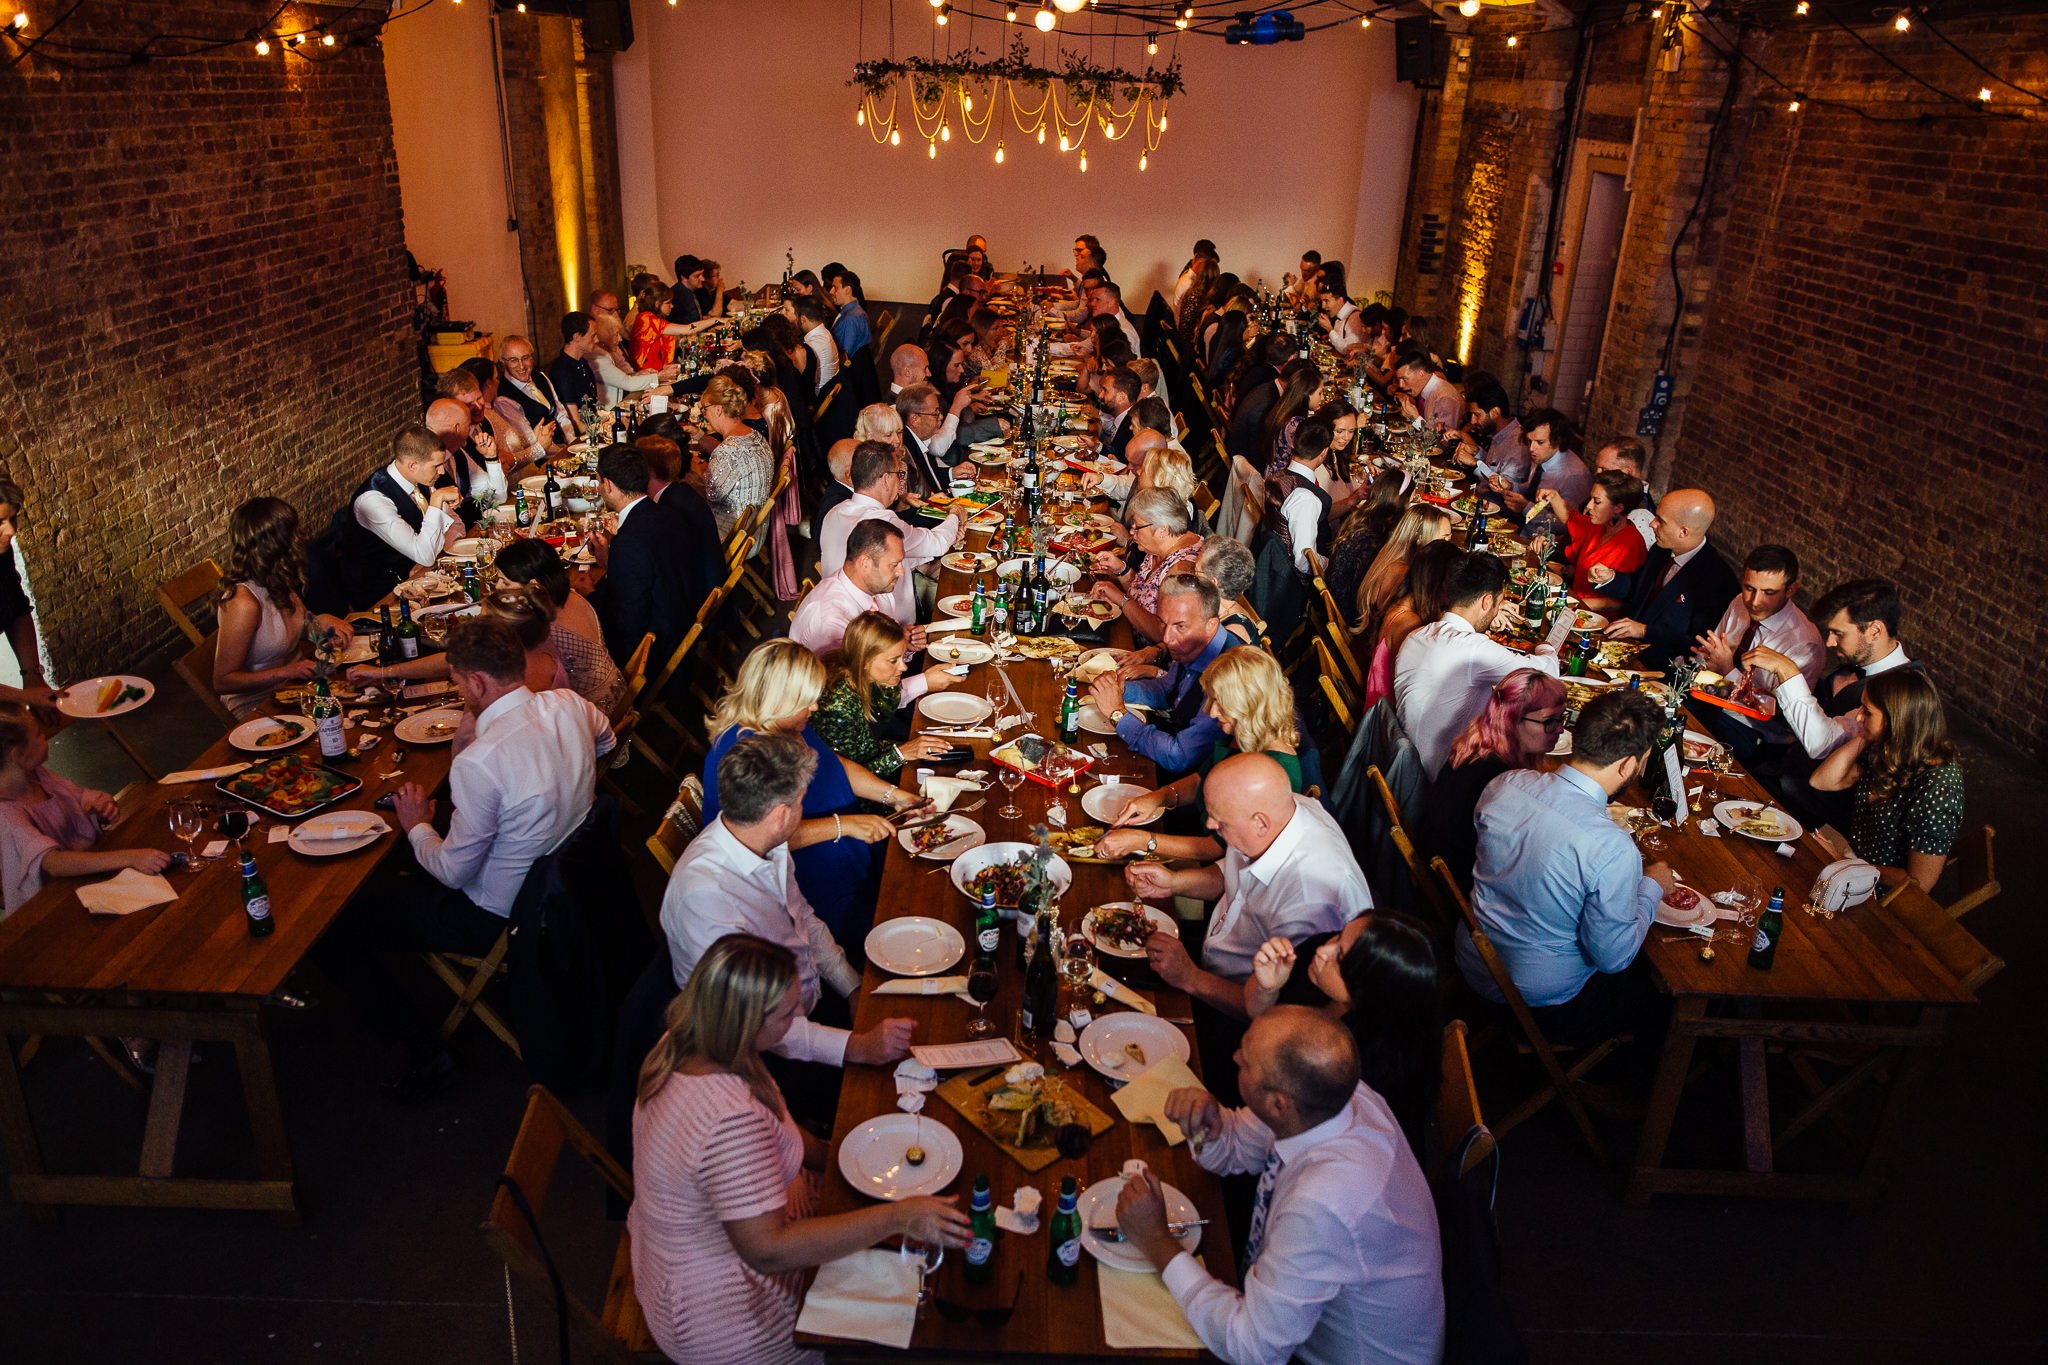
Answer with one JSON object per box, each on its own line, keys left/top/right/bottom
{"left": 935, "top": 1070, "right": 1116, "bottom": 1173}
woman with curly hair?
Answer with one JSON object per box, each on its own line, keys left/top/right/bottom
{"left": 213, "top": 497, "right": 355, "bottom": 717}
{"left": 1812, "top": 669, "right": 1965, "bottom": 895}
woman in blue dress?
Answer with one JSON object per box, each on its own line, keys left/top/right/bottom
{"left": 700, "top": 638, "right": 924, "bottom": 951}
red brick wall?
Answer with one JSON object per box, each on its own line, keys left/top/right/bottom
{"left": 1405, "top": 10, "right": 2048, "bottom": 761}
{"left": 0, "top": 2, "right": 414, "bottom": 682}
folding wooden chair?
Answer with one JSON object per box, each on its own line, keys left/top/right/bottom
{"left": 157, "top": 559, "right": 223, "bottom": 646}
{"left": 1191, "top": 482, "right": 1220, "bottom": 526}
{"left": 612, "top": 633, "right": 656, "bottom": 727}
{"left": 736, "top": 464, "right": 793, "bottom": 618}
{"left": 645, "top": 775, "right": 705, "bottom": 876}
{"left": 1431, "top": 856, "right": 1620, "bottom": 1164}
{"left": 482, "top": 1086, "right": 663, "bottom": 1365}
{"left": 1313, "top": 636, "right": 1359, "bottom": 713}
{"left": 1317, "top": 668, "right": 1355, "bottom": 736}
{"left": 1313, "top": 574, "right": 1366, "bottom": 691}
{"left": 171, "top": 632, "right": 244, "bottom": 731}
{"left": 1944, "top": 825, "right": 2000, "bottom": 920}
{"left": 634, "top": 560, "right": 745, "bottom": 773}
{"left": 423, "top": 927, "right": 520, "bottom": 1059}
{"left": 1372, "top": 765, "right": 1452, "bottom": 934}
{"left": 1435, "top": 1019, "right": 1496, "bottom": 1179}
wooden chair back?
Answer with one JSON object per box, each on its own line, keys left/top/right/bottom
{"left": 171, "top": 632, "right": 245, "bottom": 732}
{"left": 614, "top": 632, "right": 656, "bottom": 726}
{"left": 1191, "top": 482, "right": 1220, "bottom": 524}
{"left": 1947, "top": 824, "right": 2000, "bottom": 920}
{"left": 157, "top": 559, "right": 223, "bottom": 646}
{"left": 1318, "top": 670, "right": 1355, "bottom": 736}
{"left": 481, "top": 1086, "right": 662, "bottom": 1365}
{"left": 1436, "top": 1019, "right": 1495, "bottom": 1179}
{"left": 1430, "top": 856, "right": 1614, "bottom": 1163}
{"left": 1369, "top": 764, "right": 1450, "bottom": 933}
{"left": 646, "top": 774, "right": 706, "bottom": 876}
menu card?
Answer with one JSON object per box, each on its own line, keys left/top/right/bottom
{"left": 910, "top": 1039, "right": 1022, "bottom": 1070}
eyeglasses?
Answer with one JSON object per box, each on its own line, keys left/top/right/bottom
{"left": 1523, "top": 712, "right": 1567, "bottom": 731}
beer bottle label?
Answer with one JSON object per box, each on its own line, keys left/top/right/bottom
{"left": 978, "top": 926, "right": 1001, "bottom": 954}
{"left": 246, "top": 894, "right": 272, "bottom": 922}
{"left": 967, "top": 1236, "right": 993, "bottom": 1267}
{"left": 1055, "top": 1238, "right": 1080, "bottom": 1267}
{"left": 1750, "top": 927, "right": 1771, "bottom": 954}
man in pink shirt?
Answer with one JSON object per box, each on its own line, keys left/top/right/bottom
{"left": 789, "top": 520, "right": 930, "bottom": 666}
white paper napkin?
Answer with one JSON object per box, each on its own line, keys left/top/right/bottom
{"left": 1110, "top": 1055, "right": 1205, "bottom": 1146}
{"left": 893, "top": 1058, "right": 939, "bottom": 1095}
{"left": 1098, "top": 1265, "right": 1204, "bottom": 1351}
{"left": 77, "top": 868, "right": 178, "bottom": 917}
{"left": 295, "top": 815, "right": 392, "bottom": 842}
{"left": 795, "top": 1249, "right": 920, "bottom": 1349}
{"left": 873, "top": 975, "right": 970, "bottom": 998}
{"left": 1089, "top": 967, "right": 1157, "bottom": 1016}
{"left": 160, "top": 763, "right": 251, "bottom": 785}
{"left": 925, "top": 616, "right": 976, "bottom": 633}
{"left": 922, "top": 776, "right": 978, "bottom": 812}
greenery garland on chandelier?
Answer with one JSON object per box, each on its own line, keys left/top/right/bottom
{"left": 850, "top": 36, "right": 1183, "bottom": 170}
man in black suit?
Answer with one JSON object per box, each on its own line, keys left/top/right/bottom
{"left": 896, "top": 382, "right": 970, "bottom": 500}
{"left": 588, "top": 445, "right": 701, "bottom": 669}
{"left": 818, "top": 441, "right": 857, "bottom": 525}
{"left": 1097, "top": 365, "right": 1140, "bottom": 463}
{"left": 1602, "top": 488, "right": 1739, "bottom": 670}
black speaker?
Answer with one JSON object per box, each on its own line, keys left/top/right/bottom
{"left": 1394, "top": 17, "right": 1448, "bottom": 88}
{"left": 580, "top": 0, "right": 634, "bottom": 52}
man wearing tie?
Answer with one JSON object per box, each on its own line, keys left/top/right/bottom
{"left": 1689, "top": 544, "right": 1824, "bottom": 763}
{"left": 1601, "top": 487, "right": 1739, "bottom": 669}
{"left": 328, "top": 425, "right": 468, "bottom": 609}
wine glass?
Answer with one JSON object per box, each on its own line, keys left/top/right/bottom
{"left": 1719, "top": 874, "right": 1765, "bottom": 939}
{"left": 997, "top": 765, "right": 1026, "bottom": 821}
{"left": 167, "top": 801, "right": 206, "bottom": 868}
{"left": 966, "top": 959, "right": 998, "bottom": 1037}
{"left": 1062, "top": 934, "right": 1095, "bottom": 1002}
{"left": 903, "top": 1238, "right": 945, "bottom": 1319}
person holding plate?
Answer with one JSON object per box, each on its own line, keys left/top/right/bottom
{"left": 812, "top": 612, "right": 961, "bottom": 780}
{"left": 215, "top": 498, "right": 357, "bottom": 719}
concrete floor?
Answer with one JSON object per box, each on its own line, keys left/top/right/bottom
{"left": 3, "top": 662, "right": 2042, "bottom": 1364}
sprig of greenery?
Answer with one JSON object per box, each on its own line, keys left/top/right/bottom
{"left": 851, "top": 35, "right": 1182, "bottom": 103}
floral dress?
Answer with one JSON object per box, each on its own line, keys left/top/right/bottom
{"left": 811, "top": 677, "right": 909, "bottom": 779}
{"left": 1130, "top": 538, "right": 1204, "bottom": 616}
{"left": 629, "top": 309, "right": 675, "bottom": 371}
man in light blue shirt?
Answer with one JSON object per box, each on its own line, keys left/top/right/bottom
{"left": 1455, "top": 691, "right": 1674, "bottom": 1044}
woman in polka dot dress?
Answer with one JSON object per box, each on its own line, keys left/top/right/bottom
{"left": 1810, "top": 669, "right": 1964, "bottom": 895}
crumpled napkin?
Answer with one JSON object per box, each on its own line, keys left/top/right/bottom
{"left": 78, "top": 868, "right": 178, "bottom": 917}
{"left": 922, "top": 775, "right": 979, "bottom": 812}
{"left": 1110, "top": 1054, "right": 1205, "bottom": 1146}
{"left": 893, "top": 1058, "right": 939, "bottom": 1095}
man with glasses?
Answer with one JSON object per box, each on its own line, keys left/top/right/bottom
{"left": 818, "top": 441, "right": 958, "bottom": 625}
{"left": 497, "top": 334, "right": 576, "bottom": 442}
{"left": 1086, "top": 573, "right": 1231, "bottom": 776}
{"left": 895, "top": 382, "right": 972, "bottom": 497}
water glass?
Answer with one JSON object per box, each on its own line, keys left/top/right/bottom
{"left": 997, "top": 766, "right": 1026, "bottom": 820}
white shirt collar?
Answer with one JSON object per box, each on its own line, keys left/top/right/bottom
{"left": 1272, "top": 1092, "right": 1358, "bottom": 1164}
{"left": 384, "top": 461, "right": 423, "bottom": 496}
{"left": 702, "top": 815, "right": 785, "bottom": 881}
{"left": 614, "top": 494, "right": 646, "bottom": 529}
{"left": 1670, "top": 542, "right": 1705, "bottom": 572}
{"left": 1865, "top": 643, "right": 1910, "bottom": 676}
{"left": 1241, "top": 798, "right": 1307, "bottom": 886}
{"left": 474, "top": 686, "right": 533, "bottom": 739}
{"left": 1435, "top": 611, "right": 1479, "bottom": 638}
{"left": 1285, "top": 459, "right": 1320, "bottom": 483}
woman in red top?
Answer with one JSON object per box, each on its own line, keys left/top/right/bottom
{"left": 629, "top": 280, "right": 685, "bottom": 371}
{"left": 1537, "top": 468, "right": 1646, "bottom": 612}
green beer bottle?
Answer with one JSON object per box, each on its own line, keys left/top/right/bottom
{"left": 965, "top": 1175, "right": 997, "bottom": 1284}
{"left": 1047, "top": 1176, "right": 1081, "bottom": 1286}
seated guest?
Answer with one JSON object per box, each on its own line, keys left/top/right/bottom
{"left": 1088, "top": 571, "right": 1232, "bottom": 777}
{"left": 630, "top": 934, "right": 967, "bottom": 1365}
{"left": 701, "top": 639, "right": 921, "bottom": 948}
{"left": 354, "top": 587, "right": 572, "bottom": 748}
{"left": 701, "top": 375, "right": 774, "bottom": 540}
{"left": 1316, "top": 262, "right": 1372, "bottom": 357}
{"left": 628, "top": 279, "right": 712, "bottom": 371}
{"left": 1395, "top": 352, "right": 1463, "bottom": 433}
{"left": 498, "top": 333, "right": 575, "bottom": 441}
{"left": 1256, "top": 361, "right": 1324, "bottom": 476}
{"left": 1242, "top": 914, "right": 1442, "bottom": 1158}
{"left": 827, "top": 269, "right": 871, "bottom": 356}
{"left": 590, "top": 444, "right": 704, "bottom": 669}
{"left": 1199, "top": 537, "right": 1264, "bottom": 647}
{"left": 546, "top": 311, "right": 602, "bottom": 419}
{"left": 896, "top": 383, "right": 973, "bottom": 496}
{"left": 637, "top": 434, "right": 725, "bottom": 605}
{"left": 1690, "top": 543, "right": 1824, "bottom": 761}
{"left": 818, "top": 439, "right": 857, "bottom": 524}
{"left": 1124, "top": 754, "right": 1370, "bottom": 1019}
{"left": 375, "top": 618, "right": 615, "bottom": 1096}
{"left": 819, "top": 442, "right": 959, "bottom": 625}
{"left": 489, "top": 537, "right": 626, "bottom": 716}
{"left": 1509, "top": 408, "right": 1591, "bottom": 534}
{"left": 1172, "top": 238, "right": 1218, "bottom": 309}
{"left": 1355, "top": 505, "right": 1455, "bottom": 637}
{"left": 1227, "top": 352, "right": 1305, "bottom": 464}
{"left": 1593, "top": 437, "right": 1658, "bottom": 547}
{"left": 1421, "top": 668, "right": 1569, "bottom": 891}
{"left": 1266, "top": 417, "right": 1339, "bottom": 575}
{"left": 1602, "top": 488, "right": 1740, "bottom": 669}
{"left": 0, "top": 706, "right": 171, "bottom": 917}
{"left": 1088, "top": 489, "right": 1206, "bottom": 646}
{"left": 1362, "top": 538, "right": 1463, "bottom": 711}
{"left": 796, "top": 295, "right": 840, "bottom": 393}
{"left": 1535, "top": 467, "right": 1646, "bottom": 610}
{"left": 791, "top": 520, "right": 915, "bottom": 652}
{"left": 214, "top": 497, "right": 356, "bottom": 719}
{"left": 457, "top": 358, "right": 551, "bottom": 467}
{"left": 662, "top": 736, "right": 915, "bottom": 1068}
{"left": 1810, "top": 670, "right": 1963, "bottom": 895}
{"left": 1324, "top": 469, "right": 1409, "bottom": 619}
{"left": 813, "top": 612, "right": 962, "bottom": 779}
{"left": 423, "top": 395, "right": 507, "bottom": 520}
{"left": 1448, "top": 371, "right": 1528, "bottom": 492}
{"left": 1395, "top": 551, "right": 1562, "bottom": 777}
{"left": 330, "top": 425, "right": 467, "bottom": 608}
{"left": 1096, "top": 365, "right": 1140, "bottom": 462}
{"left": 1455, "top": 691, "right": 1672, "bottom": 1045}
{"left": 0, "top": 484, "right": 58, "bottom": 722}
{"left": 1122, "top": 1007, "right": 1443, "bottom": 1365}
{"left": 1094, "top": 647, "right": 1311, "bottom": 863}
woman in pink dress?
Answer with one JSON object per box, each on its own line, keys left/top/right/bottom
{"left": 0, "top": 707, "right": 170, "bottom": 917}
{"left": 629, "top": 935, "right": 968, "bottom": 1365}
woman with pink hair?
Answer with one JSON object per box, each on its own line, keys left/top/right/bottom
{"left": 1421, "top": 667, "right": 1569, "bottom": 891}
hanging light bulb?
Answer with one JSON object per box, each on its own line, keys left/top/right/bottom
{"left": 11, "top": 11, "right": 31, "bottom": 27}
{"left": 1036, "top": 125, "right": 1046, "bottom": 144}
{"left": 1147, "top": 33, "right": 1159, "bottom": 56}
{"left": 1007, "top": 5, "right": 1019, "bottom": 21}
{"left": 962, "top": 91, "right": 973, "bottom": 112}
{"left": 935, "top": 4, "right": 949, "bottom": 27}
{"left": 1795, "top": 1, "right": 1809, "bottom": 13}
{"left": 1079, "top": 150, "right": 1088, "bottom": 172}
{"left": 1139, "top": 151, "right": 1148, "bottom": 170}
{"left": 1978, "top": 86, "right": 1993, "bottom": 101}
{"left": 857, "top": 104, "right": 866, "bottom": 126}
{"left": 941, "top": 121, "right": 951, "bottom": 141}
{"left": 321, "top": 32, "right": 335, "bottom": 47}
{"left": 1035, "top": 7, "right": 1057, "bottom": 32}
{"left": 254, "top": 36, "right": 271, "bottom": 55}
{"left": 1159, "top": 111, "right": 1168, "bottom": 131}
{"left": 1459, "top": 0, "right": 1481, "bottom": 17}
{"left": 1059, "top": 133, "right": 1070, "bottom": 151}
{"left": 995, "top": 139, "right": 1006, "bottom": 163}
{"left": 1786, "top": 96, "right": 1802, "bottom": 112}
{"left": 1507, "top": 34, "right": 1519, "bottom": 47}
{"left": 1894, "top": 12, "right": 1911, "bottom": 31}
{"left": 890, "top": 123, "right": 902, "bottom": 146}
{"left": 1175, "top": 15, "right": 1188, "bottom": 29}
{"left": 1055, "top": 0, "right": 1088, "bottom": 13}
{"left": 929, "top": 139, "right": 938, "bottom": 159}
{"left": 1360, "top": 16, "right": 1372, "bottom": 29}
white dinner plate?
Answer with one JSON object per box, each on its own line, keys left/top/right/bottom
{"left": 1078, "top": 1012, "right": 1191, "bottom": 1079}
{"left": 330, "top": 636, "right": 378, "bottom": 664}
{"left": 229, "top": 715, "right": 316, "bottom": 753}
{"left": 1053, "top": 597, "right": 1120, "bottom": 624}
{"left": 1654, "top": 880, "right": 1718, "bottom": 928}
{"left": 1682, "top": 729, "right": 1724, "bottom": 765}
{"left": 287, "top": 811, "right": 392, "bottom": 858}
{"left": 1080, "top": 783, "right": 1158, "bottom": 826}
{"left": 1714, "top": 800, "right": 1804, "bottom": 843}
{"left": 836, "top": 1114, "right": 963, "bottom": 1201}
{"left": 996, "top": 558, "right": 1082, "bottom": 586}
{"left": 1080, "top": 901, "right": 1178, "bottom": 960}
{"left": 949, "top": 842, "right": 1073, "bottom": 906}
{"left": 942, "top": 552, "right": 995, "bottom": 574}
{"left": 937, "top": 593, "right": 976, "bottom": 617}
{"left": 395, "top": 707, "right": 465, "bottom": 745}
{"left": 1077, "top": 1177, "right": 1201, "bottom": 1272}
{"left": 896, "top": 815, "right": 987, "bottom": 862}
{"left": 916, "top": 692, "right": 994, "bottom": 725}
{"left": 863, "top": 916, "right": 966, "bottom": 977}
{"left": 392, "top": 574, "right": 459, "bottom": 603}
{"left": 447, "top": 537, "right": 494, "bottom": 560}
{"left": 56, "top": 675, "right": 153, "bottom": 720}
{"left": 1566, "top": 608, "right": 1608, "bottom": 633}
{"left": 1073, "top": 702, "right": 1121, "bottom": 737}
{"left": 926, "top": 637, "right": 997, "bottom": 667}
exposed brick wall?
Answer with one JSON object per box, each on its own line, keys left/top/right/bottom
{"left": 1406, "top": 9, "right": 2048, "bottom": 762}
{"left": 0, "top": 2, "right": 414, "bottom": 684}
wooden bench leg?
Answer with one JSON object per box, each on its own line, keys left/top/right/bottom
{"left": 1627, "top": 997, "right": 1706, "bottom": 1207}
{"left": 138, "top": 1038, "right": 195, "bottom": 1180}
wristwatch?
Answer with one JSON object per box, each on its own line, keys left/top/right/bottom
{"left": 1110, "top": 708, "right": 1129, "bottom": 724}
{"left": 1144, "top": 834, "right": 1158, "bottom": 855}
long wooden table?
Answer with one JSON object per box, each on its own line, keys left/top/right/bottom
{"left": 803, "top": 487, "right": 1234, "bottom": 1360}
{"left": 0, "top": 635, "right": 460, "bottom": 1219}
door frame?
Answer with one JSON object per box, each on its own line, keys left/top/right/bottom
{"left": 1543, "top": 141, "right": 1632, "bottom": 418}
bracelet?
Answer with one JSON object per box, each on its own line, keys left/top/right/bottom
{"left": 833, "top": 813, "right": 843, "bottom": 841}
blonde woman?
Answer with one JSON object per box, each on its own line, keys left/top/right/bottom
{"left": 812, "top": 612, "right": 959, "bottom": 779}
{"left": 701, "top": 639, "right": 924, "bottom": 947}
{"left": 630, "top": 934, "right": 969, "bottom": 1365}
{"left": 1355, "top": 504, "right": 1454, "bottom": 636}
{"left": 824, "top": 403, "right": 905, "bottom": 514}
{"left": 702, "top": 375, "right": 773, "bottom": 539}
{"left": 1093, "top": 647, "right": 1312, "bottom": 862}
{"left": 0, "top": 705, "right": 171, "bottom": 917}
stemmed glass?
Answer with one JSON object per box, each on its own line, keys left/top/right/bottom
{"left": 997, "top": 766, "right": 1026, "bottom": 821}
{"left": 167, "top": 801, "right": 207, "bottom": 868}
{"left": 1717, "top": 874, "right": 1765, "bottom": 942}
{"left": 1062, "top": 934, "right": 1095, "bottom": 1005}
{"left": 966, "top": 958, "right": 998, "bottom": 1037}
{"left": 903, "top": 1238, "right": 945, "bottom": 1319}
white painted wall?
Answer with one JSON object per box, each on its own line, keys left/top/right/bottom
{"left": 614, "top": 0, "right": 1417, "bottom": 304}
{"left": 383, "top": 1, "right": 530, "bottom": 341}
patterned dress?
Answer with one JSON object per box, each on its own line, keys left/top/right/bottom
{"left": 812, "top": 677, "right": 908, "bottom": 779}
{"left": 1851, "top": 763, "right": 1965, "bottom": 869}
{"left": 708, "top": 430, "right": 774, "bottom": 540}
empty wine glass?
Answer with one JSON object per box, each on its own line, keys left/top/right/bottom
{"left": 904, "top": 1237, "right": 945, "bottom": 1318}
{"left": 1062, "top": 934, "right": 1095, "bottom": 1000}
{"left": 997, "top": 765, "right": 1026, "bottom": 820}
{"left": 966, "top": 959, "right": 998, "bottom": 1037}
{"left": 167, "top": 801, "right": 206, "bottom": 868}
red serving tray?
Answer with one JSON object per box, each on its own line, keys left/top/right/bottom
{"left": 1688, "top": 688, "right": 1774, "bottom": 722}
{"left": 989, "top": 739, "right": 1097, "bottom": 790}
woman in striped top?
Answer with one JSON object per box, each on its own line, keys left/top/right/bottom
{"left": 630, "top": 936, "right": 969, "bottom": 1365}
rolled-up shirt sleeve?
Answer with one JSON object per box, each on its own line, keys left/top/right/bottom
{"left": 356, "top": 491, "right": 459, "bottom": 568}
{"left": 771, "top": 1015, "right": 851, "bottom": 1067}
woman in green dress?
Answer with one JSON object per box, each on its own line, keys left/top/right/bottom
{"left": 811, "top": 611, "right": 962, "bottom": 780}
{"left": 1091, "top": 646, "right": 1309, "bottom": 863}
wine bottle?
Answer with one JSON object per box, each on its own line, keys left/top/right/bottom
{"left": 310, "top": 678, "right": 347, "bottom": 759}
{"left": 395, "top": 601, "right": 421, "bottom": 660}
{"left": 543, "top": 464, "right": 562, "bottom": 520}
{"left": 1024, "top": 909, "right": 1059, "bottom": 1041}
{"left": 377, "top": 605, "right": 397, "bottom": 667}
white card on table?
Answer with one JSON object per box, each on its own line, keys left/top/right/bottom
{"left": 909, "top": 1039, "right": 1022, "bottom": 1070}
